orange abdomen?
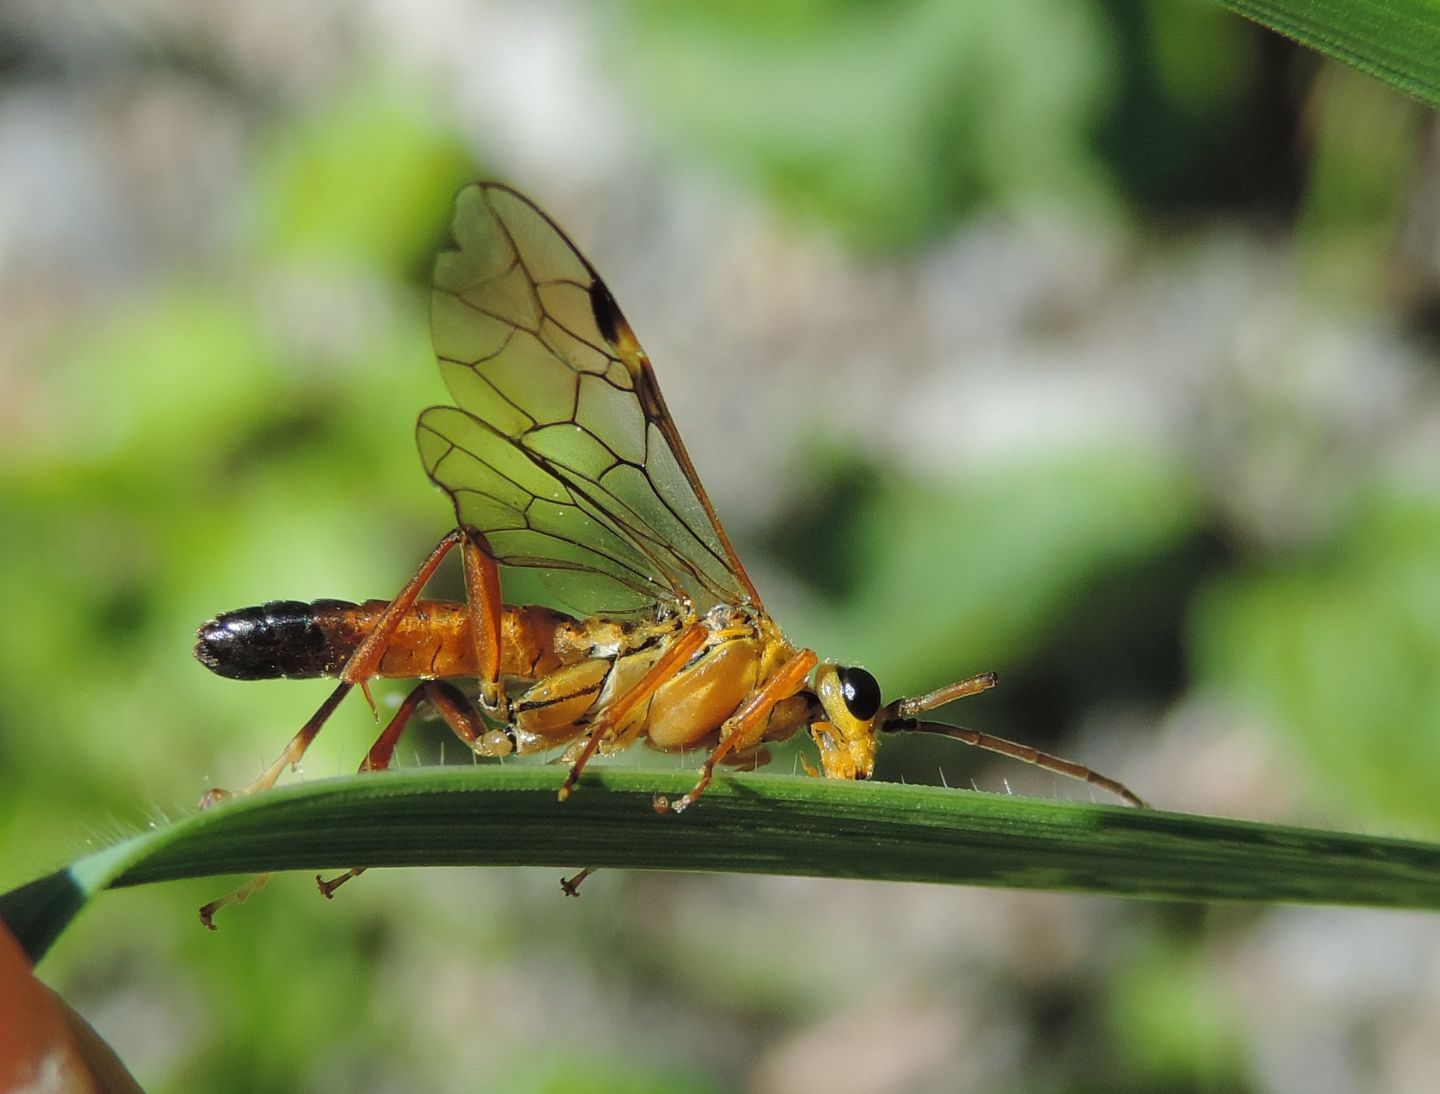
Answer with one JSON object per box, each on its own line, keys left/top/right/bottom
{"left": 194, "top": 598, "right": 578, "bottom": 683}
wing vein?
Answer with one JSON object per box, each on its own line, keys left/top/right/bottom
{"left": 421, "top": 182, "right": 756, "bottom": 615}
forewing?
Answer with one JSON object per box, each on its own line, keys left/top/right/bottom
{"left": 417, "top": 183, "right": 757, "bottom": 615}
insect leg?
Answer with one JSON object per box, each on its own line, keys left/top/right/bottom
{"left": 199, "top": 873, "right": 271, "bottom": 931}
{"left": 557, "top": 621, "right": 710, "bottom": 801}
{"left": 460, "top": 527, "right": 508, "bottom": 721}
{"left": 548, "top": 623, "right": 710, "bottom": 893}
{"left": 315, "top": 680, "right": 516, "bottom": 898}
{"left": 658, "top": 649, "right": 819, "bottom": 815}
{"left": 357, "top": 679, "right": 513, "bottom": 775}
{"left": 333, "top": 527, "right": 476, "bottom": 708}
{"left": 559, "top": 867, "right": 594, "bottom": 896}
{"left": 202, "top": 528, "right": 473, "bottom": 806}
{"left": 199, "top": 681, "right": 351, "bottom": 808}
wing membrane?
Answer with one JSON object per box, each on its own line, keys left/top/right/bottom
{"left": 418, "top": 183, "right": 759, "bottom": 615}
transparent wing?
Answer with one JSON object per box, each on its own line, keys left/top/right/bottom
{"left": 417, "top": 182, "right": 759, "bottom": 616}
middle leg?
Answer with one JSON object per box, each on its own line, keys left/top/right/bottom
{"left": 657, "top": 648, "right": 819, "bottom": 814}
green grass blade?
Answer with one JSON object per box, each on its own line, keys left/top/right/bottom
{"left": 6, "top": 767, "right": 1440, "bottom": 963}
{"left": 1217, "top": 0, "right": 1440, "bottom": 107}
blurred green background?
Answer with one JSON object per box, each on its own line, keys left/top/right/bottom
{"left": 3, "top": 1, "right": 1440, "bottom": 1091}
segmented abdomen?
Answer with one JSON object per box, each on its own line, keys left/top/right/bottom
{"left": 194, "top": 598, "right": 579, "bottom": 682}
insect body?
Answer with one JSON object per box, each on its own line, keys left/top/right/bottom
{"left": 197, "top": 184, "right": 1144, "bottom": 913}
{"left": 197, "top": 593, "right": 823, "bottom": 798}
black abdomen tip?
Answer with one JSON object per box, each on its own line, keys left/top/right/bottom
{"left": 195, "top": 600, "right": 353, "bottom": 680}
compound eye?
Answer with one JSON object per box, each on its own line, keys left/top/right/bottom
{"left": 837, "top": 666, "right": 882, "bottom": 721}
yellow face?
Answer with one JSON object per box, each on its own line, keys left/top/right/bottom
{"left": 810, "top": 662, "right": 884, "bottom": 780}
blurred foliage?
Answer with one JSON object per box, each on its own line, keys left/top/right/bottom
{"left": 256, "top": 82, "right": 472, "bottom": 271}
{"left": 1195, "top": 495, "right": 1440, "bottom": 833}
{"left": 1094, "top": 1, "right": 1304, "bottom": 215}
{"left": 493, "top": 1057, "right": 722, "bottom": 1094}
{"left": 773, "top": 447, "right": 1204, "bottom": 692}
{"left": 1296, "top": 62, "right": 1423, "bottom": 302}
{"left": 1108, "top": 923, "right": 1250, "bottom": 1090}
{"left": 616, "top": 0, "right": 1120, "bottom": 247}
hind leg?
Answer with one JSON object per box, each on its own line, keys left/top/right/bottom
{"left": 316, "top": 680, "right": 514, "bottom": 898}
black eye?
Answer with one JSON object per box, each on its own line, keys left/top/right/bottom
{"left": 837, "top": 666, "right": 881, "bottom": 721}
